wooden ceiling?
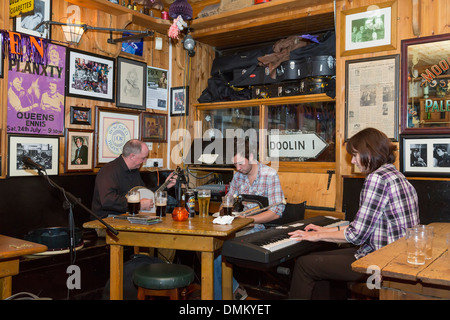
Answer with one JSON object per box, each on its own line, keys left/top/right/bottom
{"left": 159, "top": 0, "right": 336, "bottom": 49}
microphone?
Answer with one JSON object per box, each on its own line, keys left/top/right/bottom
{"left": 22, "top": 156, "right": 45, "bottom": 171}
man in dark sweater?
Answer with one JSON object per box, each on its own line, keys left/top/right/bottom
{"left": 91, "top": 139, "right": 176, "bottom": 218}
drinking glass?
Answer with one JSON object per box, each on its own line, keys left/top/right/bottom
{"left": 413, "top": 225, "right": 434, "bottom": 260}
{"left": 155, "top": 191, "right": 168, "bottom": 217}
{"left": 406, "top": 228, "right": 426, "bottom": 265}
{"left": 198, "top": 189, "right": 211, "bottom": 218}
{"left": 127, "top": 190, "right": 140, "bottom": 215}
{"left": 221, "top": 195, "right": 234, "bottom": 216}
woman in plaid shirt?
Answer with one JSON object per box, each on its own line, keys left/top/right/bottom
{"left": 288, "top": 128, "right": 419, "bottom": 299}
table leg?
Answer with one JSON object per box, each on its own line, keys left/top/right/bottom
{"left": 0, "top": 276, "right": 12, "bottom": 299}
{"left": 201, "top": 251, "right": 214, "bottom": 300}
{"left": 222, "top": 258, "right": 233, "bottom": 300}
{"left": 110, "top": 244, "right": 123, "bottom": 300}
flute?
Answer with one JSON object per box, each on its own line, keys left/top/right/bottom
{"left": 240, "top": 199, "right": 287, "bottom": 217}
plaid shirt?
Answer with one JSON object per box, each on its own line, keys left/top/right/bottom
{"left": 345, "top": 164, "right": 420, "bottom": 259}
{"left": 228, "top": 162, "right": 285, "bottom": 224}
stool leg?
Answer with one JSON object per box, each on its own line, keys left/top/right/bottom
{"left": 137, "top": 287, "right": 146, "bottom": 300}
{"left": 170, "top": 288, "right": 179, "bottom": 300}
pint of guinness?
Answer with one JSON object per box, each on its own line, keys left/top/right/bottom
{"left": 127, "top": 191, "right": 141, "bottom": 215}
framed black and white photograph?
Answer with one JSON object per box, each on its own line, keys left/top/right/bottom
{"left": 66, "top": 48, "right": 115, "bottom": 102}
{"left": 400, "top": 135, "right": 450, "bottom": 177}
{"left": 14, "top": 0, "right": 52, "bottom": 39}
{"left": 170, "top": 86, "right": 189, "bottom": 116}
{"left": 117, "top": 57, "right": 147, "bottom": 110}
{"left": 8, "top": 135, "right": 59, "bottom": 177}
{"left": 341, "top": 1, "right": 397, "bottom": 56}
{"left": 345, "top": 55, "right": 399, "bottom": 141}
{"left": 70, "top": 106, "right": 92, "bottom": 125}
{"left": 96, "top": 107, "right": 140, "bottom": 166}
{"left": 65, "top": 129, "right": 94, "bottom": 173}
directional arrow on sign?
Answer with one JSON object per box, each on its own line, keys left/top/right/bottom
{"left": 267, "top": 132, "right": 329, "bottom": 159}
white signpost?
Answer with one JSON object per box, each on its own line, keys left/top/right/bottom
{"left": 268, "top": 132, "right": 329, "bottom": 159}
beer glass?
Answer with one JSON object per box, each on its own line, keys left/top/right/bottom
{"left": 221, "top": 195, "right": 234, "bottom": 216}
{"left": 198, "top": 189, "right": 211, "bottom": 218}
{"left": 155, "top": 191, "right": 168, "bottom": 217}
{"left": 413, "top": 225, "right": 434, "bottom": 260}
{"left": 406, "top": 228, "right": 426, "bottom": 265}
{"left": 127, "top": 190, "right": 140, "bottom": 215}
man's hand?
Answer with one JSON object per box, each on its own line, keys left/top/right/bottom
{"left": 165, "top": 172, "right": 178, "bottom": 189}
{"left": 140, "top": 198, "right": 154, "bottom": 211}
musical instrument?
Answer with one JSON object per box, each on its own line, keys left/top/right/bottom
{"left": 129, "top": 166, "right": 182, "bottom": 213}
{"left": 239, "top": 199, "right": 287, "bottom": 217}
{"left": 222, "top": 216, "right": 347, "bottom": 268}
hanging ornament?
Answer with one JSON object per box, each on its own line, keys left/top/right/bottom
{"left": 168, "top": 0, "right": 193, "bottom": 21}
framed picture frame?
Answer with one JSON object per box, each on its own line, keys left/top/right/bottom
{"left": 141, "top": 113, "right": 167, "bottom": 142}
{"left": 401, "top": 33, "right": 450, "bottom": 134}
{"left": 170, "top": 86, "right": 189, "bottom": 116}
{"left": 400, "top": 135, "right": 450, "bottom": 177}
{"left": 65, "top": 129, "right": 94, "bottom": 173}
{"left": 70, "top": 106, "right": 92, "bottom": 125}
{"left": 96, "top": 107, "right": 140, "bottom": 166}
{"left": 14, "top": 0, "right": 52, "bottom": 39}
{"left": 116, "top": 56, "right": 147, "bottom": 110}
{"left": 340, "top": 1, "right": 397, "bottom": 56}
{"left": 7, "top": 43, "right": 66, "bottom": 136}
{"left": 345, "top": 55, "right": 399, "bottom": 141}
{"left": 66, "top": 48, "right": 115, "bottom": 102}
{"left": 8, "top": 135, "right": 59, "bottom": 177}
{"left": 147, "top": 66, "right": 168, "bottom": 111}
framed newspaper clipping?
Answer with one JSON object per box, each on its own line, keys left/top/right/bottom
{"left": 345, "top": 54, "right": 399, "bottom": 141}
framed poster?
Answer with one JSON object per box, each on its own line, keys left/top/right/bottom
{"left": 147, "top": 66, "right": 168, "bottom": 111}
{"left": 96, "top": 107, "right": 140, "bottom": 166}
{"left": 341, "top": 1, "right": 397, "bottom": 56}
{"left": 65, "top": 129, "right": 94, "bottom": 173}
{"left": 66, "top": 48, "right": 115, "bottom": 102}
{"left": 400, "top": 135, "right": 450, "bottom": 177}
{"left": 14, "top": 0, "right": 52, "bottom": 39}
{"left": 170, "top": 86, "right": 189, "bottom": 116}
{"left": 116, "top": 56, "right": 147, "bottom": 110}
{"left": 141, "top": 113, "right": 167, "bottom": 142}
{"left": 345, "top": 55, "right": 399, "bottom": 141}
{"left": 70, "top": 106, "right": 92, "bottom": 125}
{"left": 8, "top": 135, "right": 59, "bottom": 177}
{"left": 7, "top": 43, "right": 66, "bottom": 136}
{"left": 401, "top": 33, "right": 450, "bottom": 134}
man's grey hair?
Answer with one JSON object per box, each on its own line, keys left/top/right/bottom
{"left": 122, "top": 139, "right": 143, "bottom": 157}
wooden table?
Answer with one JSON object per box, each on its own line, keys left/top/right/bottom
{"left": 352, "top": 222, "right": 450, "bottom": 300}
{"left": 83, "top": 215, "right": 253, "bottom": 300}
{"left": 0, "top": 235, "right": 48, "bottom": 299}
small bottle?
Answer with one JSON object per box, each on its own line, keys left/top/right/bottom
{"left": 185, "top": 189, "right": 196, "bottom": 218}
{"left": 127, "top": 0, "right": 132, "bottom": 9}
{"left": 133, "top": 1, "right": 137, "bottom": 11}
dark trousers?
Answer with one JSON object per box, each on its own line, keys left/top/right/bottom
{"left": 289, "top": 247, "right": 366, "bottom": 299}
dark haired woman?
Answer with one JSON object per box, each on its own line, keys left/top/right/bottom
{"left": 288, "top": 127, "right": 419, "bottom": 299}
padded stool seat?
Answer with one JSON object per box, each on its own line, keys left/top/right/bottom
{"left": 133, "top": 263, "right": 195, "bottom": 300}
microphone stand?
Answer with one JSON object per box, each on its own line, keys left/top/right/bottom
{"left": 36, "top": 169, "right": 119, "bottom": 265}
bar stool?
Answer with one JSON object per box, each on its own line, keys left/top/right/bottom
{"left": 133, "top": 263, "right": 195, "bottom": 300}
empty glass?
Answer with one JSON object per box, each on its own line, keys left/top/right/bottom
{"left": 406, "top": 228, "right": 427, "bottom": 265}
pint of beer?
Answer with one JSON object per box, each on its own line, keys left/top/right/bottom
{"left": 198, "top": 189, "right": 211, "bottom": 218}
{"left": 127, "top": 191, "right": 141, "bottom": 215}
{"left": 221, "top": 195, "right": 234, "bottom": 216}
{"left": 155, "top": 191, "right": 168, "bottom": 217}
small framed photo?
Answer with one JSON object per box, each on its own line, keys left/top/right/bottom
{"left": 8, "top": 135, "right": 59, "bottom": 177}
{"left": 170, "top": 86, "right": 189, "bottom": 116}
{"left": 341, "top": 1, "right": 397, "bottom": 56}
{"left": 400, "top": 135, "right": 450, "bottom": 177}
{"left": 96, "top": 107, "right": 140, "bottom": 166}
{"left": 66, "top": 48, "right": 115, "bottom": 102}
{"left": 65, "top": 129, "right": 94, "bottom": 173}
{"left": 14, "top": 0, "right": 52, "bottom": 39}
{"left": 117, "top": 56, "right": 147, "bottom": 110}
{"left": 70, "top": 106, "right": 92, "bottom": 125}
{"left": 141, "top": 113, "right": 167, "bottom": 142}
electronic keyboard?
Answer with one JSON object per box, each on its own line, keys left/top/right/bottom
{"left": 222, "top": 216, "right": 348, "bottom": 267}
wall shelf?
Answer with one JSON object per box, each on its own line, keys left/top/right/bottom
{"left": 68, "top": 0, "right": 335, "bottom": 49}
